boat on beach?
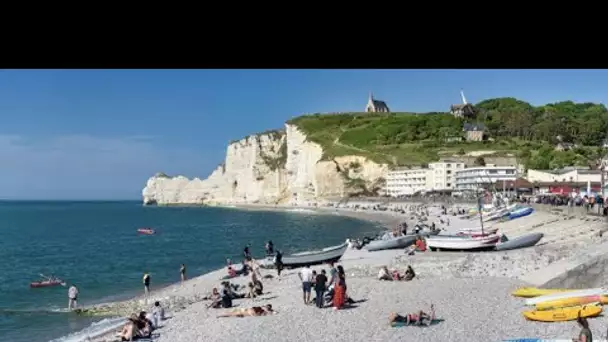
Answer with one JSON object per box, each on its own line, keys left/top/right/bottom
{"left": 280, "top": 243, "right": 348, "bottom": 268}
{"left": 494, "top": 232, "right": 544, "bottom": 251}
{"left": 365, "top": 235, "right": 417, "bottom": 252}
{"left": 457, "top": 227, "right": 499, "bottom": 237}
{"left": 507, "top": 206, "right": 534, "bottom": 220}
{"left": 427, "top": 234, "right": 501, "bottom": 251}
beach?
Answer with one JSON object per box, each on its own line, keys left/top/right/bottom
{"left": 85, "top": 201, "right": 608, "bottom": 342}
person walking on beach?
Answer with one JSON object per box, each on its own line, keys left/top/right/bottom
{"left": 68, "top": 284, "right": 79, "bottom": 310}
{"left": 180, "top": 264, "right": 187, "bottom": 283}
{"left": 299, "top": 265, "right": 314, "bottom": 305}
{"left": 314, "top": 270, "right": 328, "bottom": 308}
{"left": 274, "top": 250, "right": 283, "bottom": 277}
{"left": 143, "top": 273, "right": 151, "bottom": 297}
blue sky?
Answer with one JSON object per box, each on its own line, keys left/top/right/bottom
{"left": 1, "top": 69, "right": 607, "bottom": 199}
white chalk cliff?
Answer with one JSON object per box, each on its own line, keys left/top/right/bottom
{"left": 142, "top": 124, "right": 388, "bottom": 205}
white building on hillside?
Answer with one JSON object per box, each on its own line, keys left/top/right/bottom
{"left": 527, "top": 168, "right": 601, "bottom": 184}
{"left": 455, "top": 165, "right": 517, "bottom": 191}
{"left": 427, "top": 160, "right": 465, "bottom": 190}
{"left": 384, "top": 167, "right": 429, "bottom": 196}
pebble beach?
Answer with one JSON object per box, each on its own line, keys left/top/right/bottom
{"left": 84, "top": 201, "right": 608, "bottom": 342}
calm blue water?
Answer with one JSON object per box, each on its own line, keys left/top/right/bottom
{"left": 0, "top": 201, "right": 381, "bottom": 342}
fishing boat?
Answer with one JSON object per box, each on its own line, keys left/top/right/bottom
{"left": 30, "top": 274, "right": 66, "bottom": 288}
{"left": 137, "top": 228, "right": 155, "bottom": 235}
{"left": 280, "top": 243, "right": 348, "bottom": 268}
{"left": 427, "top": 234, "right": 501, "bottom": 251}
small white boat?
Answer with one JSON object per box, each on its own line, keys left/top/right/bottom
{"left": 524, "top": 288, "right": 607, "bottom": 306}
{"left": 427, "top": 234, "right": 500, "bottom": 251}
{"left": 457, "top": 227, "right": 499, "bottom": 236}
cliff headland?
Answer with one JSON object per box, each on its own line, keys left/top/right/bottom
{"left": 143, "top": 97, "right": 608, "bottom": 205}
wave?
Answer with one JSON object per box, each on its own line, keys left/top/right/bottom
{"left": 284, "top": 208, "right": 317, "bottom": 214}
{"left": 49, "top": 316, "right": 125, "bottom": 342}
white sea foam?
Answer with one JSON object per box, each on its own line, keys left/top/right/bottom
{"left": 49, "top": 317, "right": 125, "bottom": 342}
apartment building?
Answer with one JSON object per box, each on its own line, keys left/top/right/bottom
{"left": 455, "top": 165, "right": 517, "bottom": 191}
{"left": 427, "top": 160, "right": 465, "bottom": 190}
{"left": 384, "top": 167, "right": 429, "bottom": 196}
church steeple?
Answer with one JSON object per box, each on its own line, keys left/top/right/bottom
{"left": 369, "top": 91, "right": 374, "bottom": 101}
{"left": 460, "top": 89, "right": 468, "bottom": 105}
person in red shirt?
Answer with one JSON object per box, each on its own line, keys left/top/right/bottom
{"left": 415, "top": 236, "right": 427, "bottom": 252}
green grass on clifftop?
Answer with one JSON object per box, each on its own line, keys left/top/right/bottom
{"left": 286, "top": 97, "right": 608, "bottom": 168}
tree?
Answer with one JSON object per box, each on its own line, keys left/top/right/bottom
{"left": 474, "top": 156, "right": 486, "bottom": 166}
{"left": 457, "top": 148, "right": 466, "bottom": 155}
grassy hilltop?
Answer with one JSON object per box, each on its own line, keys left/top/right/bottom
{"left": 287, "top": 97, "right": 608, "bottom": 169}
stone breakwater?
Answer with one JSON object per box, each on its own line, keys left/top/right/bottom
{"left": 142, "top": 124, "right": 388, "bottom": 206}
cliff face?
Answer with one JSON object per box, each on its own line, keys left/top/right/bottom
{"left": 142, "top": 124, "right": 388, "bottom": 205}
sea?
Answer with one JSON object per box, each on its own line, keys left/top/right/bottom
{"left": 0, "top": 201, "right": 382, "bottom": 342}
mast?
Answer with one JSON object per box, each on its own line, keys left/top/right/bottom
{"left": 478, "top": 191, "right": 485, "bottom": 234}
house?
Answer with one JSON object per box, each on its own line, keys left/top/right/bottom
{"left": 450, "top": 90, "right": 476, "bottom": 118}
{"left": 365, "top": 92, "right": 390, "bottom": 113}
{"left": 554, "top": 142, "right": 574, "bottom": 151}
{"left": 463, "top": 122, "right": 485, "bottom": 142}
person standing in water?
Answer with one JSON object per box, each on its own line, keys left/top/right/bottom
{"left": 180, "top": 264, "right": 186, "bottom": 283}
{"left": 143, "top": 273, "right": 151, "bottom": 297}
{"left": 68, "top": 284, "right": 79, "bottom": 310}
{"left": 265, "top": 241, "right": 274, "bottom": 256}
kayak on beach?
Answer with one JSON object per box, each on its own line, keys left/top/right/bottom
{"left": 512, "top": 287, "right": 574, "bottom": 298}
{"left": 535, "top": 295, "right": 608, "bottom": 311}
{"left": 522, "top": 304, "right": 602, "bottom": 322}
{"left": 525, "top": 288, "right": 607, "bottom": 306}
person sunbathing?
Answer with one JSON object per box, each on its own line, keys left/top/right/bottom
{"left": 217, "top": 304, "right": 276, "bottom": 318}
{"left": 404, "top": 266, "right": 416, "bottom": 281}
{"left": 378, "top": 266, "right": 392, "bottom": 281}
{"left": 389, "top": 304, "right": 435, "bottom": 326}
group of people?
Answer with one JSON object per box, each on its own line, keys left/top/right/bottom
{"left": 117, "top": 301, "right": 165, "bottom": 341}
{"left": 299, "top": 262, "right": 348, "bottom": 309}
{"left": 378, "top": 265, "right": 416, "bottom": 282}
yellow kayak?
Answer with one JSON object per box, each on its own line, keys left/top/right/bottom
{"left": 512, "top": 287, "right": 574, "bottom": 298}
{"left": 535, "top": 295, "right": 608, "bottom": 310}
{"left": 522, "top": 304, "right": 602, "bottom": 322}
